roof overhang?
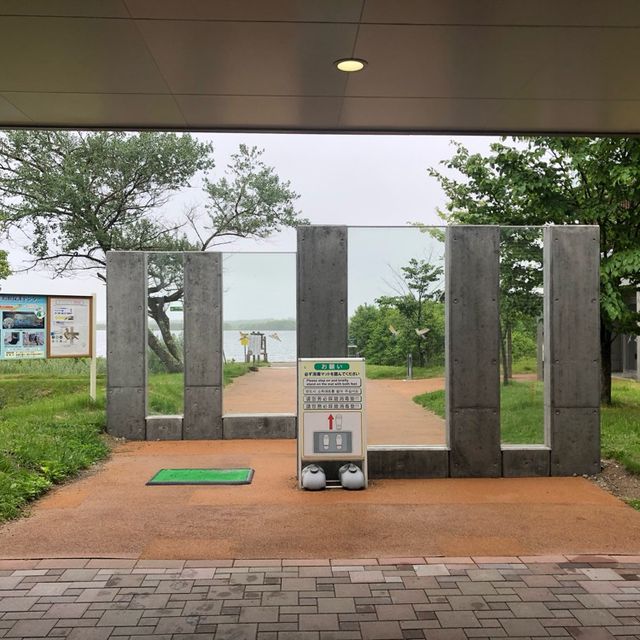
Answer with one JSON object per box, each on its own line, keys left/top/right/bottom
{"left": 1, "top": 1, "right": 640, "bottom": 134}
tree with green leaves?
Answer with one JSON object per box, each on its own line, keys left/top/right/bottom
{"left": 0, "top": 131, "right": 305, "bottom": 371}
{"left": 144, "top": 144, "right": 304, "bottom": 372}
{"left": 497, "top": 227, "right": 543, "bottom": 384}
{"left": 349, "top": 304, "right": 408, "bottom": 365}
{"left": 429, "top": 137, "right": 640, "bottom": 403}
{"left": 0, "top": 250, "right": 9, "bottom": 284}
{"left": 373, "top": 258, "right": 444, "bottom": 367}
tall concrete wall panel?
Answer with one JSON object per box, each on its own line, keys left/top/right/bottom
{"left": 106, "top": 251, "right": 147, "bottom": 439}
{"left": 544, "top": 226, "right": 600, "bottom": 475}
{"left": 183, "top": 252, "right": 223, "bottom": 439}
{"left": 297, "top": 226, "right": 348, "bottom": 358}
{"left": 446, "top": 226, "right": 501, "bottom": 477}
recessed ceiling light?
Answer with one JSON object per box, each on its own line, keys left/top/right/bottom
{"left": 335, "top": 58, "right": 367, "bottom": 73}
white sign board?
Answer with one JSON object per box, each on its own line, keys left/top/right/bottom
{"left": 297, "top": 358, "right": 367, "bottom": 481}
{"left": 48, "top": 296, "right": 93, "bottom": 358}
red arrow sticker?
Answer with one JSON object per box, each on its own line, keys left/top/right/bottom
{"left": 328, "top": 414, "right": 334, "bottom": 430}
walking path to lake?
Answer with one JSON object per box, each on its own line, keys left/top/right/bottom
{"left": 223, "top": 364, "right": 447, "bottom": 446}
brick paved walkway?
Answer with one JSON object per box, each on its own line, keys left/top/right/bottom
{"left": 1, "top": 556, "right": 640, "bottom": 639}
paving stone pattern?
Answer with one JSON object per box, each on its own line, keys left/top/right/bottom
{"left": 1, "top": 556, "right": 640, "bottom": 639}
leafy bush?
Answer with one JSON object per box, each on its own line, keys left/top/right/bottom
{"left": 511, "top": 328, "right": 537, "bottom": 361}
{"left": 349, "top": 301, "right": 445, "bottom": 367}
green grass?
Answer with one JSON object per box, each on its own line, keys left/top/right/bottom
{"left": 511, "top": 357, "right": 537, "bottom": 375}
{"left": 366, "top": 363, "right": 444, "bottom": 380}
{"left": 500, "top": 380, "right": 544, "bottom": 444}
{"left": 414, "top": 378, "right": 640, "bottom": 471}
{"left": 147, "top": 362, "right": 254, "bottom": 414}
{"left": 147, "top": 373, "right": 184, "bottom": 415}
{"left": 0, "top": 360, "right": 254, "bottom": 522}
{"left": 364, "top": 358, "right": 534, "bottom": 381}
{"left": 627, "top": 499, "right": 640, "bottom": 511}
{"left": 0, "top": 357, "right": 106, "bottom": 376}
{"left": 367, "top": 358, "right": 537, "bottom": 380}
{"left": 0, "top": 372, "right": 109, "bottom": 521}
{"left": 601, "top": 379, "right": 640, "bottom": 474}
{"left": 223, "top": 362, "right": 257, "bottom": 386}
{"left": 414, "top": 385, "right": 545, "bottom": 444}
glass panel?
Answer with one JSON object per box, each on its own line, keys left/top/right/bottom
{"left": 499, "top": 227, "right": 544, "bottom": 444}
{"left": 348, "top": 227, "right": 446, "bottom": 446}
{"left": 222, "top": 253, "right": 296, "bottom": 414}
{"left": 146, "top": 253, "right": 184, "bottom": 415}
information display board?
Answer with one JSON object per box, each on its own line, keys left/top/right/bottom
{"left": 48, "top": 296, "right": 93, "bottom": 358}
{"left": 0, "top": 295, "right": 47, "bottom": 359}
{"left": 297, "top": 357, "right": 367, "bottom": 486}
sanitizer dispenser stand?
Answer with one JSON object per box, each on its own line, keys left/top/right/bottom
{"left": 297, "top": 357, "right": 368, "bottom": 489}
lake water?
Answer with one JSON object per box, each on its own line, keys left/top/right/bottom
{"left": 95, "top": 329, "right": 297, "bottom": 362}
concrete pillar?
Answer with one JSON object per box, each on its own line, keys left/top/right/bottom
{"left": 183, "top": 252, "right": 223, "bottom": 439}
{"left": 297, "top": 226, "right": 348, "bottom": 358}
{"left": 446, "top": 226, "right": 501, "bottom": 477}
{"left": 106, "top": 251, "right": 147, "bottom": 440}
{"left": 544, "top": 226, "right": 600, "bottom": 475}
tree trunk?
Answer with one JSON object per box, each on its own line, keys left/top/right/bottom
{"left": 500, "top": 321, "right": 510, "bottom": 386}
{"left": 147, "top": 295, "right": 184, "bottom": 374}
{"left": 600, "top": 322, "right": 612, "bottom": 406}
{"left": 147, "top": 330, "right": 183, "bottom": 373}
{"left": 417, "top": 340, "right": 427, "bottom": 368}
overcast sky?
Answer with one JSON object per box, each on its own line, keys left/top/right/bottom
{"left": 0, "top": 133, "right": 497, "bottom": 321}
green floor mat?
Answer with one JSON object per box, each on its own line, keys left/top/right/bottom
{"left": 147, "top": 468, "right": 254, "bottom": 485}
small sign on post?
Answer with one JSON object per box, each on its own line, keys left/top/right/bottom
{"left": 297, "top": 357, "right": 367, "bottom": 488}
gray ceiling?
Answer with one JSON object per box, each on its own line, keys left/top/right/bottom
{"left": 1, "top": 0, "right": 640, "bottom": 133}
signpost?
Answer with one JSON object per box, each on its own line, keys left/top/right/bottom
{"left": 297, "top": 357, "right": 367, "bottom": 488}
{"left": 0, "top": 293, "right": 97, "bottom": 400}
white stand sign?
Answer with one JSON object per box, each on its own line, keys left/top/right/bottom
{"left": 297, "top": 357, "right": 367, "bottom": 488}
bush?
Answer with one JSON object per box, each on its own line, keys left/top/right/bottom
{"left": 349, "top": 301, "right": 445, "bottom": 367}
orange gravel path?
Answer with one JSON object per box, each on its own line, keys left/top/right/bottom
{"left": 223, "top": 365, "right": 296, "bottom": 414}
{"left": 1, "top": 439, "right": 639, "bottom": 560}
{"left": 223, "top": 365, "right": 446, "bottom": 445}
{"left": 1, "top": 369, "right": 624, "bottom": 561}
